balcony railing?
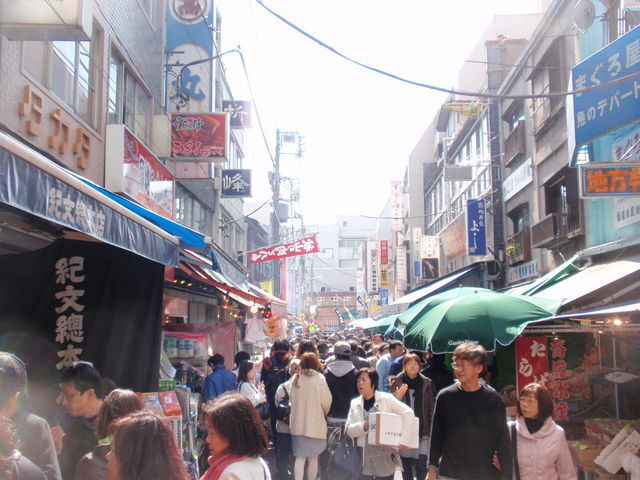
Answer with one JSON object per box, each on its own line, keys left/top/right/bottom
{"left": 531, "top": 213, "right": 568, "bottom": 249}
{"left": 503, "top": 120, "right": 525, "bottom": 166}
{"left": 506, "top": 227, "right": 531, "bottom": 266}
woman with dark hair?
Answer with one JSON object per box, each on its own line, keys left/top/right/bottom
{"left": 237, "top": 361, "right": 267, "bottom": 409}
{"left": 0, "top": 414, "right": 45, "bottom": 480}
{"left": 294, "top": 340, "right": 318, "bottom": 360}
{"left": 289, "top": 353, "right": 331, "bottom": 480}
{"left": 389, "top": 353, "right": 435, "bottom": 480}
{"left": 106, "top": 411, "right": 187, "bottom": 480}
{"left": 495, "top": 383, "right": 576, "bottom": 480}
{"left": 74, "top": 389, "right": 142, "bottom": 480}
{"left": 200, "top": 393, "right": 269, "bottom": 480}
{"left": 346, "top": 368, "right": 416, "bottom": 480}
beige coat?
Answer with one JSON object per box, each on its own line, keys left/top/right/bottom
{"left": 289, "top": 370, "right": 332, "bottom": 439}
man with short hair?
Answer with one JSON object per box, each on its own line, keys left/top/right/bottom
{"left": 202, "top": 354, "right": 236, "bottom": 403}
{"left": 371, "top": 334, "right": 384, "bottom": 346}
{"left": 0, "top": 352, "right": 61, "bottom": 480}
{"left": 317, "top": 342, "right": 330, "bottom": 362}
{"left": 375, "top": 340, "right": 404, "bottom": 392}
{"left": 349, "top": 341, "right": 370, "bottom": 370}
{"left": 427, "top": 343, "right": 512, "bottom": 480}
{"left": 53, "top": 361, "right": 102, "bottom": 480}
{"left": 323, "top": 342, "right": 358, "bottom": 422}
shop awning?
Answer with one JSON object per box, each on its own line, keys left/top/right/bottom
{"left": 552, "top": 301, "right": 640, "bottom": 321}
{"left": 178, "top": 255, "right": 268, "bottom": 307}
{"left": 371, "top": 265, "right": 479, "bottom": 319}
{"left": 515, "top": 254, "right": 585, "bottom": 296}
{"left": 0, "top": 132, "right": 179, "bottom": 266}
{"left": 532, "top": 256, "right": 640, "bottom": 310}
{"left": 248, "top": 283, "right": 287, "bottom": 316}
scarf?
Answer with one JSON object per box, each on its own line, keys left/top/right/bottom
{"left": 524, "top": 417, "right": 545, "bottom": 435}
{"left": 202, "top": 453, "right": 248, "bottom": 480}
{"left": 402, "top": 373, "right": 424, "bottom": 428}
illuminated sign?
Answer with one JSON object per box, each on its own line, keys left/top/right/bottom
{"left": 580, "top": 163, "right": 640, "bottom": 197}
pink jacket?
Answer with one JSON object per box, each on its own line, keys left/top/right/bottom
{"left": 512, "top": 416, "right": 577, "bottom": 480}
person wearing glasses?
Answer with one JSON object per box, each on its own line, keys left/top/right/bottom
{"left": 426, "top": 343, "right": 512, "bottom": 480}
{"left": 495, "top": 383, "right": 576, "bottom": 480}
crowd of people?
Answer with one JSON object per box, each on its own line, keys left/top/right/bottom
{"left": 0, "top": 331, "right": 578, "bottom": 480}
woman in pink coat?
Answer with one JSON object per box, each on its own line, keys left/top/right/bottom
{"left": 509, "top": 383, "right": 577, "bottom": 480}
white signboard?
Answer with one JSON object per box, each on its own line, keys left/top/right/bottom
{"left": 507, "top": 260, "right": 539, "bottom": 284}
{"left": 366, "top": 241, "right": 379, "bottom": 294}
{"left": 396, "top": 245, "right": 407, "bottom": 292}
{"left": 391, "top": 181, "right": 403, "bottom": 232}
{"left": 614, "top": 196, "right": 640, "bottom": 229}
{"left": 503, "top": 158, "right": 533, "bottom": 201}
{"left": 420, "top": 235, "right": 440, "bottom": 259}
{"left": 612, "top": 126, "right": 640, "bottom": 163}
{"left": 412, "top": 227, "right": 422, "bottom": 257}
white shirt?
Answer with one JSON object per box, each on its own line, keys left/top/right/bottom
{"left": 220, "top": 457, "right": 270, "bottom": 480}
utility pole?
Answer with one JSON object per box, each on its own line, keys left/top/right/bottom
{"left": 271, "top": 129, "right": 282, "bottom": 298}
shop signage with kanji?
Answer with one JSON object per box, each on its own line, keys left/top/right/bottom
{"left": 466, "top": 198, "right": 487, "bottom": 256}
{"left": 580, "top": 162, "right": 640, "bottom": 197}
{"left": 380, "top": 268, "right": 389, "bottom": 288}
{"left": 222, "top": 100, "right": 252, "bottom": 128}
{"left": 221, "top": 169, "right": 251, "bottom": 197}
{"left": 171, "top": 113, "right": 229, "bottom": 161}
{"left": 515, "top": 336, "right": 550, "bottom": 392}
{"left": 550, "top": 337, "right": 570, "bottom": 421}
{"left": 248, "top": 235, "right": 320, "bottom": 263}
{"left": 569, "top": 26, "right": 640, "bottom": 147}
{"left": 379, "top": 289, "right": 389, "bottom": 306}
{"left": 380, "top": 240, "right": 389, "bottom": 265}
{"left": 391, "top": 181, "right": 403, "bottom": 232}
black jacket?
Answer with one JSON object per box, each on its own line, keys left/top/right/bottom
{"left": 58, "top": 417, "right": 97, "bottom": 480}
{"left": 324, "top": 360, "right": 358, "bottom": 420}
{"left": 15, "top": 413, "right": 61, "bottom": 480}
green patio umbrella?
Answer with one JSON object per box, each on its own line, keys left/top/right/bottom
{"left": 400, "top": 287, "right": 561, "bottom": 353}
{"left": 362, "top": 314, "right": 399, "bottom": 336}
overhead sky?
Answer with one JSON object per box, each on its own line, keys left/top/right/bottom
{"left": 218, "top": 0, "right": 546, "bottom": 226}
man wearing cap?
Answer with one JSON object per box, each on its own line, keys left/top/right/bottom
{"left": 323, "top": 342, "right": 359, "bottom": 422}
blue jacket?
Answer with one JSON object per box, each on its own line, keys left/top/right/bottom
{"left": 202, "top": 366, "right": 237, "bottom": 403}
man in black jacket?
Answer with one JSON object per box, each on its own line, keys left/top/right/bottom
{"left": 324, "top": 342, "right": 358, "bottom": 421}
{"left": 427, "top": 343, "right": 512, "bottom": 480}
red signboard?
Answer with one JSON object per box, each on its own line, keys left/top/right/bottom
{"left": 122, "top": 127, "right": 174, "bottom": 218}
{"left": 515, "top": 336, "right": 550, "bottom": 393}
{"left": 248, "top": 235, "right": 320, "bottom": 264}
{"left": 171, "top": 113, "right": 229, "bottom": 160}
{"left": 380, "top": 240, "right": 389, "bottom": 265}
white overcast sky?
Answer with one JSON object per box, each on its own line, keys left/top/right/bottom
{"left": 218, "top": 0, "right": 546, "bottom": 226}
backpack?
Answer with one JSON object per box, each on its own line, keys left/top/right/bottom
{"left": 275, "top": 386, "right": 291, "bottom": 424}
{"left": 263, "top": 363, "right": 289, "bottom": 406}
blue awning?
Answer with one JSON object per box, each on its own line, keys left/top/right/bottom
{"left": 0, "top": 132, "right": 179, "bottom": 266}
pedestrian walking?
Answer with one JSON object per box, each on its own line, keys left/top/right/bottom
{"left": 200, "top": 393, "right": 270, "bottom": 480}
{"left": 106, "top": 411, "right": 188, "bottom": 480}
{"left": 274, "top": 360, "right": 300, "bottom": 480}
{"left": 420, "top": 353, "right": 454, "bottom": 394}
{"left": 74, "top": 389, "right": 142, "bottom": 480}
{"left": 427, "top": 343, "right": 512, "bottom": 480}
{"left": 288, "top": 353, "right": 332, "bottom": 480}
{"left": 0, "top": 414, "right": 46, "bottom": 480}
{"left": 376, "top": 341, "right": 404, "bottom": 393}
{"left": 496, "top": 383, "right": 576, "bottom": 480}
{"left": 237, "top": 360, "right": 269, "bottom": 420}
{"left": 346, "top": 368, "right": 415, "bottom": 480}
{"left": 202, "top": 355, "right": 237, "bottom": 404}
{"left": 294, "top": 340, "right": 318, "bottom": 359}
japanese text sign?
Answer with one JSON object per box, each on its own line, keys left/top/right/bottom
{"left": 54, "top": 255, "right": 86, "bottom": 369}
{"left": 515, "top": 336, "right": 549, "bottom": 393}
{"left": 391, "top": 181, "right": 403, "bottom": 232}
{"left": 441, "top": 215, "right": 466, "bottom": 261}
{"left": 248, "top": 235, "right": 319, "bottom": 263}
{"left": 380, "top": 267, "right": 389, "bottom": 288}
{"left": 222, "top": 100, "right": 252, "bottom": 128}
{"left": 580, "top": 162, "right": 640, "bottom": 196}
{"left": 380, "top": 240, "right": 389, "bottom": 265}
{"left": 171, "top": 113, "right": 229, "bottom": 161}
{"left": 221, "top": 169, "right": 251, "bottom": 197}
{"left": 466, "top": 199, "right": 487, "bottom": 256}
{"left": 550, "top": 337, "right": 570, "bottom": 421}
{"left": 570, "top": 26, "right": 640, "bottom": 146}
{"left": 380, "top": 289, "right": 389, "bottom": 306}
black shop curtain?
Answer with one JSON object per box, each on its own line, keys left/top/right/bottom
{"left": 0, "top": 239, "right": 163, "bottom": 419}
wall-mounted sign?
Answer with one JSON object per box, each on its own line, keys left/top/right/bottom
{"left": 379, "top": 289, "right": 389, "bottom": 306}
{"left": 507, "top": 260, "right": 539, "bottom": 284}
{"left": 580, "top": 162, "right": 640, "bottom": 197}
{"left": 515, "top": 336, "right": 549, "bottom": 393}
{"left": 379, "top": 268, "right": 389, "bottom": 288}
{"left": 391, "top": 181, "right": 403, "bottom": 231}
{"left": 420, "top": 236, "right": 440, "bottom": 259}
{"left": 612, "top": 126, "right": 640, "bottom": 163}
{"left": 0, "top": 0, "right": 92, "bottom": 41}
{"left": 441, "top": 215, "right": 466, "bottom": 261}
{"left": 221, "top": 169, "right": 251, "bottom": 197}
{"left": 105, "top": 124, "right": 174, "bottom": 219}
{"left": 222, "top": 100, "right": 252, "bottom": 128}
{"left": 380, "top": 240, "right": 389, "bottom": 265}
{"left": 366, "top": 241, "right": 379, "bottom": 294}
{"left": 503, "top": 158, "right": 533, "bottom": 201}
{"left": 171, "top": 113, "right": 229, "bottom": 161}
{"left": 467, "top": 199, "right": 487, "bottom": 256}
{"left": 422, "top": 258, "right": 439, "bottom": 280}
{"left": 396, "top": 245, "right": 407, "bottom": 292}
{"left": 248, "top": 235, "right": 320, "bottom": 264}
{"left": 569, "top": 26, "right": 640, "bottom": 149}
{"left": 166, "top": 0, "right": 214, "bottom": 112}
{"left": 614, "top": 196, "right": 640, "bottom": 229}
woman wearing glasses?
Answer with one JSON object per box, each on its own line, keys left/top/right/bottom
{"left": 498, "top": 383, "right": 576, "bottom": 480}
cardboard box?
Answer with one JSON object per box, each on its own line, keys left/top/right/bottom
{"left": 593, "top": 466, "right": 626, "bottom": 480}
{"left": 569, "top": 441, "right": 602, "bottom": 472}
{"left": 368, "top": 412, "right": 402, "bottom": 447}
{"left": 402, "top": 417, "right": 420, "bottom": 449}
{"left": 595, "top": 428, "right": 640, "bottom": 474}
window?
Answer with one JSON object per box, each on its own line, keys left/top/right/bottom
{"left": 530, "top": 41, "right": 565, "bottom": 132}
{"left": 604, "top": 0, "right": 622, "bottom": 43}
{"left": 175, "top": 183, "right": 213, "bottom": 236}
{"left": 508, "top": 206, "right": 529, "bottom": 234}
{"left": 108, "top": 52, "right": 152, "bottom": 144}
{"left": 22, "top": 26, "right": 101, "bottom": 128}
{"left": 543, "top": 168, "right": 581, "bottom": 234}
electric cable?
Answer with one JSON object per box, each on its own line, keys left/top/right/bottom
{"left": 254, "top": 0, "right": 640, "bottom": 100}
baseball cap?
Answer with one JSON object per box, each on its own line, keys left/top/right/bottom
{"left": 333, "top": 341, "right": 351, "bottom": 356}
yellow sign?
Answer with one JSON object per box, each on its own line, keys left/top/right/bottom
{"left": 380, "top": 268, "right": 389, "bottom": 288}
{"left": 259, "top": 280, "right": 273, "bottom": 294}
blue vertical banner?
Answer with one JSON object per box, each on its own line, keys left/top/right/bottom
{"left": 413, "top": 261, "right": 421, "bottom": 278}
{"left": 379, "top": 289, "right": 389, "bottom": 306}
{"left": 166, "top": 0, "right": 215, "bottom": 112}
{"left": 467, "top": 199, "right": 487, "bottom": 256}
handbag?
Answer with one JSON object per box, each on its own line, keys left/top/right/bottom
{"left": 256, "top": 401, "right": 270, "bottom": 420}
{"left": 275, "top": 387, "right": 291, "bottom": 424}
{"left": 331, "top": 436, "right": 361, "bottom": 478}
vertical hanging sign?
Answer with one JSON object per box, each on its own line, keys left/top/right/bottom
{"left": 467, "top": 198, "right": 487, "bottom": 256}
{"left": 515, "top": 336, "right": 549, "bottom": 393}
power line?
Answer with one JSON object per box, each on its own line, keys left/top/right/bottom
{"left": 254, "top": 0, "right": 640, "bottom": 100}
{"left": 313, "top": 255, "right": 363, "bottom": 278}
{"left": 221, "top": 197, "right": 272, "bottom": 225}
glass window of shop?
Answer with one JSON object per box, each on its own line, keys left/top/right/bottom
{"left": 22, "top": 25, "right": 101, "bottom": 129}
{"left": 175, "top": 183, "right": 214, "bottom": 236}
{"left": 107, "top": 51, "right": 152, "bottom": 145}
